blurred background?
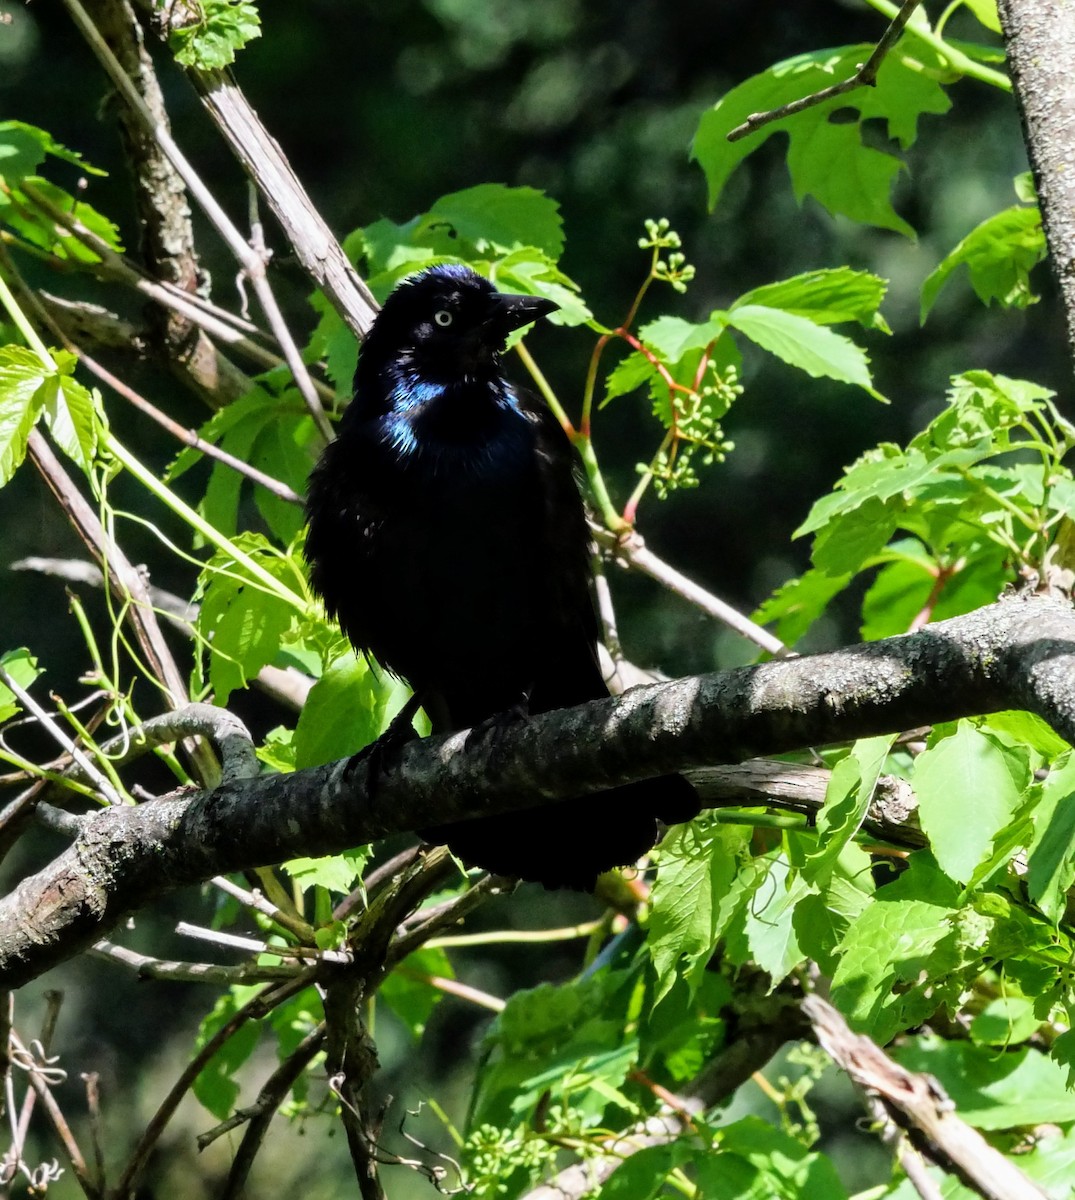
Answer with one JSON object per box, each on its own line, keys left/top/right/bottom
{"left": 0, "top": 1, "right": 1066, "bottom": 1196}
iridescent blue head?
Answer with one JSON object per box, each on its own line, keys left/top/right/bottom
{"left": 357, "top": 263, "right": 558, "bottom": 388}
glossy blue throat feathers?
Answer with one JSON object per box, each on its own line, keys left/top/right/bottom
{"left": 342, "top": 264, "right": 551, "bottom": 477}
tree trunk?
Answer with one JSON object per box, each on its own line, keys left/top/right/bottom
{"left": 998, "top": 0, "right": 1075, "bottom": 367}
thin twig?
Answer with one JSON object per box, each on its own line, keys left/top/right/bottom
{"left": 600, "top": 528, "right": 791, "bottom": 657}
{"left": 9, "top": 1031, "right": 97, "bottom": 1199}
{"left": 211, "top": 875, "right": 316, "bottom": 942}
{"left": 201, "top": 1022, "right": 325, "bottom": 1161}
{"left": 727, "top": 0, "right": 923, "bottom": 141}
{"left": 0, "top": 667, "right": 122, "bottom": 806}
{"left": 0, "top": 779, "right": 50, "bottom": 861}
{"left": 12, "top": 180, "right": 285, "bottom": 381}
{"left": 186, "top": 65, "right": 378, "bottom": 339}
{"left": 1, "top": 991, "right": 66, "bottom": 1190}
{"left": 395, "top": 969, "right": 505, "bottom": 1013}
{"left": 90, "top": 938, "right": 300, "bottom": 984}
{"left": 428, "top": 920, "right": 602, "bottom": 949}
{"left": 60, "top": 0, "right": 335, "bottom": 442}
{"left": 345, "top": 847, "right": 421, "bottom": 910}
{"left": 864, "top": 1092, "right": 945, "bottom": 1200}
{"left": 10, "top": 560, "right": 315, "bottom": 711}
{"left": 12, "top": 557, "right": 194, "bottom": 629}
{"left": 78, "top": 350, "right": 302, "bottom": 503}
{"left": 322, "top": 986, "right": 386, "bottom": 1200}
{"left": 112, "top": 970, "right": 316, "bottom": 1198}
{"left": 27, "top": 430, "right": 219, "bottom": 784}
{"left": 388, "top": 874, "right": 514, "bottom": 968}
{"left": 174, "top": 920, "right": 352, "bottom": 964}
{"left": 80, "top": 1072, "right": 106, "bottom": 1196}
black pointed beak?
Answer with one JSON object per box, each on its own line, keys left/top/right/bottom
{"left": 485, "top": 291, "right": 559, "bottom": 336}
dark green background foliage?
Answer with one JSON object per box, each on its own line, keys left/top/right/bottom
{"left": 5, "top": 1, "right": 1075, "bottom": 1197}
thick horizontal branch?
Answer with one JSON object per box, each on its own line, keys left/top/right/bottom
{"left": 1, "top": 593, "right": 1072, "bottom": 988}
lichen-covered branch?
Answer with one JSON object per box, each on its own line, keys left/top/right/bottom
{"left": 0, "top": 593, "right": 1070, "bottom": 988}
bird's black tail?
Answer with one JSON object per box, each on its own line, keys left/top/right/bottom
{"left": 421, "top": 773, "right": 699, "bottom": 891}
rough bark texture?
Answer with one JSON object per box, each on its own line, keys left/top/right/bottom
{"left": 998, "top": 0, "right": 1075, "bottom": 363}
{"left": 1, "top": 593, "right": 1072, "bottom": 988}
{"left": 86, "top": 0, "right": 236, "bottom": 398}
{"left": 804, "top": 994, "right": 1050, "bottom": 1200}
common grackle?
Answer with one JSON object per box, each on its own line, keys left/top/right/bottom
{"left": 304, "top": 263, "right": 697, "bottom": 889}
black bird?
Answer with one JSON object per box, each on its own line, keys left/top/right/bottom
{"left": 304, "top": 263, "right": 697, "bottom": 889}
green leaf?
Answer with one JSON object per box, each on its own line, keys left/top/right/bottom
{"left": 921, "top": 202, "right": 1045, "bottom": 320}
{"left": 428, "top": 183, "right": 564, "bottom": 259}
{"left": 734, "top": 267, "right": 890, "bottom": 332}
{"left": 639, "top": 971, "right": 729, "bottom": 1085}
{"left": 192, "top": 987, "right": 263, "bottom": 1119}
{"left": 308, "top": 290, "right": 359, "bottom": 393}
{"left": 0, "top": 648, "right": 41, "bottom": 723}
{"left": 0, "top": 345, "right": 49, "bottom": 485}
{"left": 692, "top": 43, "right": 951, "bottom": 236}
{"left": 1016, "top": 1126, "right": 1075, "bottom": 1197}
{"left": 810, "top": 496, "right": 899, "bottom": 575}
{"left": 917, "top": 370, "right": 1055, "bottom": 453}
{"left": 1027, "top": 753, "right": 1075, "bottom": 923}
{"left": 603, "top": 351, "right": 655, "bottom": 404}
{"left": 803, "top": 736, "right": 895, "bottom": 885}
{"left": 194, "top": 533, "right": 299, "bottom": 704}
{"left": 895, "top": 1035, "right": 1075, "bottom": 1129}
{"left": 969, "top": 995, "right": 1041, "bottom": 1047}
{"left": 738, "top": 854, "right": 811, "bottom": 986}
{"left": 647, "top": 823, "right": 753, "bottom": 1003}
{"left": 793, "top": 860, "right": 873, "bottom": 975}
{"left": 752, "top": 567, "right": 853, "bottom": 646}
{"left": 39, "top": 371, "right": 101, "bottom": 471}
{"left": 638, "top": 314, "right": 726, "bottom": 362}
{"left": 913, "top": 723, "right": 1025, "bottom": 884}
{"left": 726, "top": 304, "right": 877, "bottom": 394}
{"left": 1014, "top": 170, "right": 1037, "bottom": 203}
{"left": 170, "top": 0, "right": 262, "bottom": 69}
{"left": 0, "top": 120, "right": 106, "bottom": 180}
{"left": 292, "top": 653, "right": 413, "bottom": 770}
{"left": 795, "top": 442, "right": 984, "bottom": 539}
{"left": 859, "top": 545, "right": 936, "bottom": 639}
{"left": 381, "top": 946, "right": 455, "bottom": 1040}
{"left": 962, "top": 0, "right": 1002, "bottom": 34}
{"left": 248, "top": 410, "right": 318, "bottom": 544}
{"left": 493, "top": 248, "right": 592, "bottom": 326}
{"left": 1, "top": 176, "right": 123, "bottom": 261}
{"left": 830, "top": 854, "right": 962, "bottom": 1041}
{"left": 256, "top": 724, "right": 297, "bottom": 773}
{"left": 283, "top": 849, "right": 368, "bottom": 896}
{"left": 715, "top": 1117, "right": 849, "bottom": 1198}
{"left": 171, "top": 387, "right": 313, "bottom": 540}
{"left": 984, "top": 711, "right": 1070, "bottom": 761}
{"left": 596, "top": 1143, "right": 692, "bottom": 1199}
{"left": 691, "top": 1153, "right": 765, "bottom": 1198}
{"left": 472, "top": 970, "right": 638, "bottom": 1129}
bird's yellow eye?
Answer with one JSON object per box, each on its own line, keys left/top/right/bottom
{"left": 433, "top": 309, "right": 453, "bottom": 327}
